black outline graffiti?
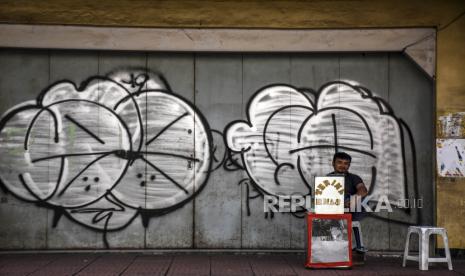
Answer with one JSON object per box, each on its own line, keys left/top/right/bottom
{"left": 0, "top": 68, "right": 214, "bottom": 248}
{"left": 0, "top": 68, "right": 424, "bottom": 250}
{"left": 225, "top": 81, "right": 420, "bottom": 225}
{"left": 65, "top": 114, "right": 106, "bottom": 145}
{"left": 146, "top": 112, "right": 189, "bottom": 146}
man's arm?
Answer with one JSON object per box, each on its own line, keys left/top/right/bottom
{"left": 345, "top": 183, "right": 367, "bottom": 208}
{"left": 355, "top": 182, "right": 368, "bottom": 197}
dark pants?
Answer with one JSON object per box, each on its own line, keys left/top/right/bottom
{"left": 345, "top": 194, "right": 366, "bottom": 249}
{"left": 351, "top": 211, "right": 366, "bottom": 249}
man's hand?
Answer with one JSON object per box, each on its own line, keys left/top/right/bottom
{"left": 355, "top": 182, "right": 368, "bottom": 197}
{"left": 345, "top": 195, "right": 360, "bottom": 209}
{"left": 344, "top": 199, "right": 350, "bottom": 208}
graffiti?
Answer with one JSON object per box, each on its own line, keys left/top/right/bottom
{"left": 0, "top": 62, "right": 423, "bottom": 249}
{"left": 0, "top": 68, "right": 212, "bottom": 247}
{"left": 225, "top": 81, "right": 418, "bottom": 223}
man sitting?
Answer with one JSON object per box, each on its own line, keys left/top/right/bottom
{"left": 328, "top": 152, "right": 368, "bottom": 254}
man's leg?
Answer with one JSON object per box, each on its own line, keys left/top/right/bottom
{"left": 352, "top": 211, "right": 367, "bottom": 252}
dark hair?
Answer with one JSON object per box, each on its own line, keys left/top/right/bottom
{"left": 332, "top": 152, "right": 352, "bottom": 163}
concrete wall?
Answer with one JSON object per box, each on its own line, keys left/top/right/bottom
{"left": 0, "top": 50, "right": 432, "bottom": 250}
{"left": 0, "top": 0, "right": 464, "bottom": 249}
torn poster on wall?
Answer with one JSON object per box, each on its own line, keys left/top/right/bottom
{"left": 437, "top": 112, "right": 465, "bottom": 138}
{"left": 437, "top": 139, "right": 465, "bottom": 177}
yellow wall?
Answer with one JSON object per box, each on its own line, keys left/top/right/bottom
{"left": 437, "top": 13, "right": 465, "bottom": 248}
{"left": 0, "top": 0, "right": 463, "bottom": 28}
{"left": 1, "top": 0, "right": 465, "bottom": 248}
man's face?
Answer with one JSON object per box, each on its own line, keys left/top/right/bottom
{"left": 333, "top": 158, "right": 350, "bottom": 174}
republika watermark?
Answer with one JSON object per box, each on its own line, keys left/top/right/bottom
{"left": 263, "top": 194, "right": 423, "bottom": 213}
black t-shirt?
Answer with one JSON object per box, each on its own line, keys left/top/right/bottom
{"left": 327, "top": 172, "right": 363, "bottom": 196}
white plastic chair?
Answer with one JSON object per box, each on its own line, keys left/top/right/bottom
{"left": 402, "top": 226, "right": 453, "bottom": 270}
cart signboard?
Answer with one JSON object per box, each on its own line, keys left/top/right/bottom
{"left": 314, "top": 176, "right": 345, "bottom": 214}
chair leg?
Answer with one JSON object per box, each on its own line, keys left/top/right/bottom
{"left": 402, "top": 230, "right": 412, "bottom": 267}
{"left": 419, "top": 232, "right": 429, "bottom": 270}
{"left": 442, "top": 231, "right": 453, "bottom": 270}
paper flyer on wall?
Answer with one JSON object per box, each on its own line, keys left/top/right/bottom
{"left": 437, "top": 139, "right": 465, "bottom": 177}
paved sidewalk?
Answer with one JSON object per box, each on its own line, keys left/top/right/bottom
{"left": 0, "top": 253, "right": 463, "bottom": 275}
